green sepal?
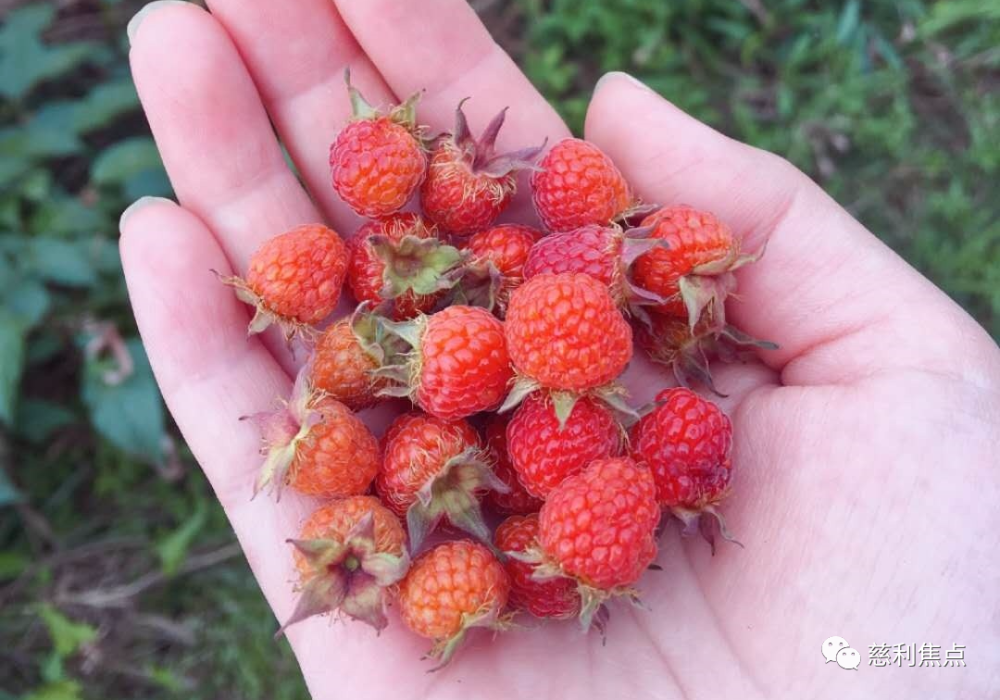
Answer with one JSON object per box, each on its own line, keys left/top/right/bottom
{"left": 370, "top": 234, "right": 465, "bottom": 298}
{"left": 499, "top": 375, "right": 541, "bottom": 413}
{"left": 345, "top": 67, "right": 422, "bottom": 131}
{"left": 425, "top": 603, "right": 513, "bottom": 671}
{"left": 245, "top": 366, "right": 323, "bottom": 500}
{"left": 672, "top": 504, "right": 743, "bottom": 556}
{"left": 216, "top": 270, "right": 314, "bottom": 343}
{"left": 549, "top": 390, "right": 578, "bottom": 431}
{"left": 591, "top": 383, "right": 640, "bottom": 428}
{"left": 406, "top": 447, "right": 507, "bottom": 553}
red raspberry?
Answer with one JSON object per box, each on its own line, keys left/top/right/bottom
{"left": 457, "top": 223, "right": 543, "bottom": 314}
{"left": 629, "top": 387, "right": 740, "bottom": 550}
{"left": 283, "top": 496, "right": 408, "bottom": 633}
{"left": 377, "top": 305, "right": 513, "bottom": 421}
{"left": 420, "top": 102, "right": 543, "bottom": 236}
{"left": 523, "top": 223, "right": 667, "bottom": 312}
{"left": 247, "top": 370, "right": 378, "bottom": 500}
{"left": 376, "top": 412, "right": 501, "bottom": 551}
{"left": 345, "top": 213, "right": 460, "bottom": 320}
{"left": 538, "top": 457, "right": 659, "bottom": 628}
{"left": 629, "top": 387, "right": 733, "bottom": 509}
{"left": 504, "top": 273, "right": 632, "bottom": 392}
{"left": 309, "top": 313, "right": 386, "bottom": 410}
{"left": 633, "top": 205, "right": 759, "bottom": 330}
{"left": 495, "top": 514, "right": 580, "bottom": 619}
{"left": 530, "top": 138, "right": 632, "bottom": 232}
{"left": 483, "top": 413, "right": 543, "bottom": 515}
{"left": 467, "top": 224, "right": 543, "bottom": 281}
{"left": 507, "top": 392, "right": 622, "bottom": 498}
{"left": 524, "top": 224, "right": 619, "bottom": 289}
{"left": 397, "top": 540, "right": 510, "bottom": 667}
{"left": 330, "top": 74, "right": 426, "bottom": 217}
{"left": 220, "top": 223, "right": 347, "bottom": 340}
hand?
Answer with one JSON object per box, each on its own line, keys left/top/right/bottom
{"left": 119, "top": 2, "right": 1000, "bottom": 698}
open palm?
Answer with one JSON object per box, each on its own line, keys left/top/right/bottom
{"left": 120, "top": 2, "right": 1000, "bottom": 698}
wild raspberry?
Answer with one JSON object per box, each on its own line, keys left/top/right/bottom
{"left": 397, "top": 540, "right": 510, "bottom": 667}
{"left": 220, "top": 223, "right": 347, "bottom": 340}
{"left": 531, "top": 138, "right": 632, "bottom": 232}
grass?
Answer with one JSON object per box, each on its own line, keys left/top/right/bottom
{"left": 0, "top": 1, "right": 997, "bottom": 698}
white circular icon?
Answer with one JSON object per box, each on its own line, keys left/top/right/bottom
{"left": 837, "top": 647, "right": 861, "bottom": 670}
{"left": 822, "top": 636, "right": 849, "bottom": 663}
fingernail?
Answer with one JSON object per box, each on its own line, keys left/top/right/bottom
{"left": 595, "top": 71, "right": 650, "bottom": 94}
{"left": 127, "top": 0, "right": 188, "bottom": 46}
{"left": 120, "top": 196, "right": 173, "bottom": 231}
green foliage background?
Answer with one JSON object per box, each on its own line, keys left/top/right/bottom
{"left": 0, "top": 0, "right": 997, "bottom": 697}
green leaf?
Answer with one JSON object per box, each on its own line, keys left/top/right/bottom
{"left": 81, "top": 337, "right": 164, "bottom": 462}
{"left": 0, "top": 309, "right": 26, "bottom": 425}
{"left": 38, "top": 605, "right": 97, "bottom": 657}
{"left": 74, "top": 79, "right": 140, "bottom": 133}
{"left": 22, "top": 680, "right": 84, "bottom": 700}
{"left": 91, "top": 137, "right": 164, "bottom": 186}
{"left": 6, "top": 279, "right": 51, "bottom": 328}
{"left": 14, "top": 399, "right": 76, "bottom": 444}
{"left": 836, "top": 0, "right": 861, "bottom": 45}
{"left": 0, "top": 551, "right": 28, "bottom": 577}
{"left": 0, "top": 5, "right": 96, "bottom": 100}
{"left": 0, "top": 469, "right": 22, "bottom": 507}
{"left": 27, "top": 238, "right": 98, "bottom": 287}
{"left": 157, "top": 500, "right": 208, "bottom": 576}
{"left": 30, "top": 197, "right": 104, "bottom": 237}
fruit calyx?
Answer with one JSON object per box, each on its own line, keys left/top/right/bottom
{"left": 279, "top": 512, "right": 411, "bottom": 635}
{"left": 672, "top": 504, "right": 743, "bottom": 556}
{"left": 243, "top": 367, "right": 322, "bottom": 499}
{"left": 426, "top": 602, "right": 515, "bottom": 671}
{"left": 643, "top": 319, "right": 778, "bottom": 397}
{"left": 368, "top": 232, "right": 465, "bottom": 300}
{"left": 499, "top": 380, "right": 639, "bottom": 430}
{"left": 406, "top": 446, "right": 508, "bottom": 553}
{"left": 676, "top": 243, "right": 767, "bottom": 333}
{"left": 507, "top": 546, "right": 625, "bottom": 633}
{"left": 216, "top": 272, "right": 316, "bottom": 344}
{"left": 345, "top": 67, "right": 423, "bottom": 135}
{"left": 445, "top": 99, "right": 546, "bottom": 180}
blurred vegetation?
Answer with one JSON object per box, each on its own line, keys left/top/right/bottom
{"left": 0, "top": 0, "right": 997, "bottom": 698}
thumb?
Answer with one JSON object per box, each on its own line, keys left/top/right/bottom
{"left": 585, "top": 72, "right": 995, "bottom": 388}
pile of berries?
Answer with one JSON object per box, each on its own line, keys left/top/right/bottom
{"left": 222, "top": 74, "right": 774, "bottom": 669}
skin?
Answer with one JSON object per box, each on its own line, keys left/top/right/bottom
{"left": 120, "top": 2, "right": 1000, "bottom": 698}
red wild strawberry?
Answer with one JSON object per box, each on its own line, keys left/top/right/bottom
{"left": 397, "top": 540, "right": 511, "bottom": 667}
{"left": 528, "top": 457, "right": 660, "bottom": 630}
{"left": 507, "top": 392, "right": 622, "bottom": 498}
{"left": 281, "top": 496, "right": 409, "bottom": 633}
{"left": 495, "top": 514, "right": 580, "bottom": 619}
{"left": 376, "top": 412, "right": 504, "bottom": 551}
{"left": 483, "top": 413, "right": 543, "bottom": 515}
{"left": 530, "top": 138, "right": 633, "bottom": 232}
{"left": 522, "top": 222, "right": 667, "bottom": 318}
{"left": 345, "top": 213, "right": 462, "bottom": 320}
{"left": 635, "top": 315, "right": 776, "bottom": 397}
{"left": 220, "top": 223, "right": 347, "bottom": 340}
{"left": 246, "top": 368, "right": 378, "bottom": 499}
{"left": 330, "top": 70, "right": 426, "bottom": 217}
{"left": 633, "top": 205, "right": 762, "bottom": 330}
{"left": 309, "top": 309, "right": 390, "bottom": 410}
{"left": 460, "top": 224, "right": 543, "bottom": 313}
{"left": 375, "top": 305, "right": 513, "bottom": 421}
{"left": 629, "top": 387, "right": 739, "bottom": 551}
{"left": 420, "top": 101, "right": 544, "bottom": 236}
{"left": 502, "top": 273, "right": 634, "bottom": 420}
